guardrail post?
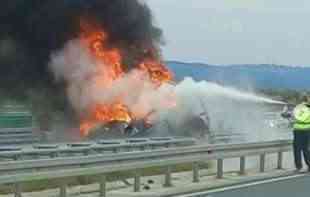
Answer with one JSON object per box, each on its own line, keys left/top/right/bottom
{"left": 140, "top": 145, "right": 146, "bottom": 151}
{"left": 240, "top": 156, "right": 246, "bottom": 175}
{"left": 14, "top": 183, "right": 22, "bottom": 197}
{"left": 113, "top": 148, "right": 119, "bottom": 153}
{"left": 277, "top": 151, "right": 283, "bottom": 169}
{"left": 127, "top": 146, "right": 133, "bottom": 152}
{"left": 50, "top": 151, "right": 60, "bottom": 158}
{"left": 83, "top": 150, "right": 90, "bottom": 156}
{"left": 99, "top": 175, "right": 106, "bottom": 197}
{"left": 217, "top": 159, "right": 224, "bottom": 179}
{"left": 14, "top": 155, "right": 21, "bottom": 161}
{"left": 260, "top": 154, "right": 266, "bottom": 173}
{"left": 134, "top": 171, "right": 141, "bottom": 192}
{"left": 59, "top": 180, "right": 67, "bottom": 197}
{"left": 163, "top": 166, "right": 172, "bottom": 187}
{"left": 32, "top": 153, "right": 39, "bottom": 160}
{"left": 192, "top": 162, "right": 200, "bottom": 183}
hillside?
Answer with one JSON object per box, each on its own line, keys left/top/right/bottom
{"left": 166, "top": 61, "right": 310, "bottom": 90}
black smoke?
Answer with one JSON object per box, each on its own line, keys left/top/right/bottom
{"left": 0, "top": 0, "right": 163, "bottom": 122}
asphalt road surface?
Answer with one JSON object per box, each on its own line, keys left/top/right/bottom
{"left": 182, "top": 173, "right": 310, "bottom": 197}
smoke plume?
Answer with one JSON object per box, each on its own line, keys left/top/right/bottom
{"left": 0, "top": 0, "right": 163, "bottom": 122}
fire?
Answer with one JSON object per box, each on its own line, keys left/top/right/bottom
{"left": 138, "top": 58, "right": 173, "bottom": 86}
{"left": 78, "top": 20, "right": 174, "bottom": 136}
{"left": 80, "top": 20, "right": 124, "bottom": 86}
{"left": 80, "top": 102, "right": 132, "bottom": 136}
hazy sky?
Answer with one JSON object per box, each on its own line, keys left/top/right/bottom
{"left": 146, "top": 0, "right": 310, "bottom": 66}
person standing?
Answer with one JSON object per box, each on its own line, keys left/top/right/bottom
{"left": 292, "top": 95, "right": 310, "bottom": 172}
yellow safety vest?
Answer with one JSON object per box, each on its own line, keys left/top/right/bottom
{"left": 293, "top": 103, "right": 310, "bottom": 131}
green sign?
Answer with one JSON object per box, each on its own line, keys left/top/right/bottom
{"left": 0, "top": 112, "right": 32, "bottom": 128}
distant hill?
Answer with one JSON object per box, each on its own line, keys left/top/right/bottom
{"left": 166, "top": 61, "right": 310, "bottom": 90}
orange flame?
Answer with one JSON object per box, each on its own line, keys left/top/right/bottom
{"left": 78, "top": 20, "right": 174, "bottom": 136}
{"left": 80, "top": 102, "right": 132, "bottom": 136}
{"left": 138, "top": 58, "right": 173, "bottom": 86}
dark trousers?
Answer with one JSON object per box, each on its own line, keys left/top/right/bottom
{"left": 293, "top": 130, "right": 310, "bottom": 169}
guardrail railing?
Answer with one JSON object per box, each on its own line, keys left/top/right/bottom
{"left": 0, "top": 127, "right": 39, "bottom": 145}
{"left": 0, "top": 139, "right": 292, "bottom": 197}
{"left": 0, "top": 137, "right": 196, "bottom": 161}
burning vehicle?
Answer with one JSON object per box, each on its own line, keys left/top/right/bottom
{"left": 86, "top": 102, "right": 211, "bottom": 139}
{"left": 74, "top": 20, "right": 175, "bottom": 138}
{"left": 0, "top": 0, "right": 211, "bottom": 140}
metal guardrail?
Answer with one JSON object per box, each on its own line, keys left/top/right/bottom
{"left": 0, "top": 127, "right": 34, "bottom": 134}
{"left": 0, "top": 138, "right": 196, "bottom": 161}
{"left": 0, "top": 128, "right": 39, "bottom": 145}
{"left": 0, "top": 139, "right": 292, "bottom": 197}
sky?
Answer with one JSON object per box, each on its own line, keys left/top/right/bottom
{"left": 146, "top": 0, "right": 310, "bottom": 66}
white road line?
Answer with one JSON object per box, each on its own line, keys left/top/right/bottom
{"left": 177, "top": 172, "right": 310, "bottom": 197}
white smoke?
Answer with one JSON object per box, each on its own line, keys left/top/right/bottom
{"left": 49, "top": 40, "right": 174, "bottom": 120}
{"left": 157, "top": 78, "right": 291, "bottom": 142}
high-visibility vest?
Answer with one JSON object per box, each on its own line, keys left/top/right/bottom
{"left": 293, "top": 103, "right": 310, "bottom": 131}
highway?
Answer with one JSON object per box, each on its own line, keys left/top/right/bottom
{"left": 180, "top": 173, "right": 310, "bottom": 197}
{"left": 0, "top": 139, "right": 293, "bottom": 197}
